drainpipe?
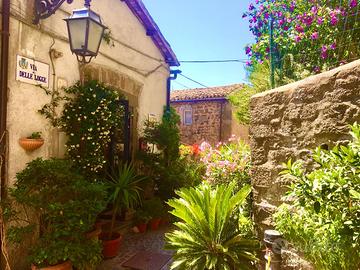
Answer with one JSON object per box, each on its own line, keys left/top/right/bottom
{"left": 166, "top": 69, "right": 181, "bottom": 112}
{"left": 0, "top": 0, "right": 10, "bottom": 199}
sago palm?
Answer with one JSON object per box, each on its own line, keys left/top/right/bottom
{"left": 165, "top": 183, "right": 259, "bottom": 270}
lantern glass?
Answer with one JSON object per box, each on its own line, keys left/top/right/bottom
{"left": 67, "top": 18, "right": 87, "bottom": 52}
{"left": 88, "top": 19, "right": 104, "bottom": 54}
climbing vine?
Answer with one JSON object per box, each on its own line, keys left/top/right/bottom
{"left": 60, "top": 80, "right": 124, "bottom": 176}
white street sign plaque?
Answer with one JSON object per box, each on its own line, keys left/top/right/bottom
{"left": 16, "top": 55, "right": 50, "bottom": 88}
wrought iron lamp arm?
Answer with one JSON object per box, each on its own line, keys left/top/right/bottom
{"left": 34, "top": 0, "right": 92, "bottom": 24}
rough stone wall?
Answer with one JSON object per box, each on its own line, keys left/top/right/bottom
{"left": 250, "top": 60, "right": 360, "bottom": 268}
{"left": 172, "top": 101, "right": 223, "bottom": 145}
{"left": 172, "top": 100, "right": 249, "bottom": 145}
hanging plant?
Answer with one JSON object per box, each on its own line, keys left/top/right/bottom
{"left": 61, "top": 80, "right": 124, "bottom": 176}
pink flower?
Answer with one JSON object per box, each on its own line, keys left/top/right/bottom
{"left": 317, "top": 17, "right": 324, "bottom": 25}
{"left": 199, "top": 141, "right": 211, "bottom": 152}
{"left": 329, "top": 11, "right": 339, "bottom": 25}
{"left": 295, "top": 25, "right": 304, "bottom": 33}
{"left": 350, "top": 0, "right": 358, "bottom": 8}
{"left": 330, "top": 42, "right": 337, "bottom": 50}
{"left": 311, "top": 32, "right": 319, "bottom": 40}
{"left": 321, "top": 46, "right": 328, "bottom": 59}
{"left": 294, "top": 35, "right": 302, "bottom": 43}
{"left": 311, "top": 6, "right": 318, "bottom": 14}
{"left": 313, "top": 66, "right": 320, "bottom": 73}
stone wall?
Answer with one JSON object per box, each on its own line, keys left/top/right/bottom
{"left": 5, "top": 0, "right": 170, "bottom": 268}
{"left": 172, "top": 100, "right": 223, "bottom": 145}
{"left": 250, "top": 60, "right": 360, "bottom": 268}
{"left": 172, "top": 100, "right": 249, "bottom": 145}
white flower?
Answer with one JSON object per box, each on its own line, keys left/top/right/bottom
{"left": 70, "top": 133, "right": 74, "bottom": 136}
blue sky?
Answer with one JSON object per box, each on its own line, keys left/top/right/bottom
{"left": 142, "top": 0, "right": 254, "bottom": 90}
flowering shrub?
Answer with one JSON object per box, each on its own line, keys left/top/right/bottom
{"left": 199, "top": 137, "right": 251, "bottom": 189}
{"left": 244, "top": 0, "right": 360, "bottom": 73}
{"left": 274, "top": 123, "right": 360, "bottom": 269}
{"left": 61, "top": 81, "right": 124, "bottom": 176}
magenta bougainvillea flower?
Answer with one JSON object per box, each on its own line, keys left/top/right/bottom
{"left": 311, "top": 32, "right": 319, "bottom": 40}
{"left": 350, "top": 0, "right": 358, "bottom": 8}
{"left": 243, "top": 0, "right": 360, "bottom": 74}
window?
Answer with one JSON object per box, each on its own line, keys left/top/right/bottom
{"left": 184, "top": 110, "right": 192, "bottom": 125}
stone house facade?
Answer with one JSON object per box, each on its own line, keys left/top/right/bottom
{"left": 0, "top": 1, "right": 178, "bottom": 267}
{"left": 170, "top": 84, "right": 249, "bottom": 145}
{"left": 0, "top": 0, "right": 179, "bottom": 187}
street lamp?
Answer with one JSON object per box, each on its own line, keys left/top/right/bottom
{"left": 64, "top": 1, "right": 107, "bottom": 64}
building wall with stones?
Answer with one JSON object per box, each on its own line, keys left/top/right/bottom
{"left": 5, "top": 0, "right": 173, "bottom": 187}
{"left": 3, "top": 1, "right": 175, "bottom": 268}
{"left": 172, "top": 100, "right": 249, "bottom": 145}
{"left": 250, "top": 59, "right": 360, "bottom": 269}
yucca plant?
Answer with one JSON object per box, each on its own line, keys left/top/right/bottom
{"left": 165, "top": 183, "right": 259, "bottom": 270}
{"left": 106, "top": 162, "right": 147, "bottom": 239}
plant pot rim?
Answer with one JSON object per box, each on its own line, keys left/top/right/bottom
{"left": 20, "top": 137, "right": 44, "bottom": 141}
{"left": 99, "top": 232, "right": 122, "bottom": 242}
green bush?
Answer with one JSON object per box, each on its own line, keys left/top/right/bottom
{"left": 274, "top": 123, "right": 360, "bottom": 270}
{"left": 139, "top": 107, "right": 201, "bottom": 201}
{"left": 3, "top": 158, "right": 107, "bottom": 268}
{"left": 60, "top": 80, "right": 124, "bottom": 177}
{"left": 166, "top": 183, "right": 259, "bottom": 270}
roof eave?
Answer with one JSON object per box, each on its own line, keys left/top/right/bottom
{"left": 170, "top": 97, "right": 228, "bottom": 103}
{"left": 122, "top": 0, "right": 180, "bottom": 67}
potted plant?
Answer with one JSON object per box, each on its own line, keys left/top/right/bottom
{"left": 19, "top": 131, "right": 44, "bottom": 151}
{"left": 133, "top": 209, "right": 151, "bottom": 233}
{"left": 143, "top": 197, "right": 165, "bottom": 231}
{"left": 100, "top": 162, "right": 147, "bottom": 258}
{"left": 2, "top": 158, "right": 107, "bottom": 270}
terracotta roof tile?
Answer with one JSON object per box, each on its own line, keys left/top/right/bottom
{"left": 170, "top": 84, "right": 244, "bottom": 101}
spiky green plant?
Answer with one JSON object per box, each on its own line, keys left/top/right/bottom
{"left": 165, "top": 183, "right": 259, "bottom": 270}
{"left": 106, "top": 162, "right": 147, "bottom": 239}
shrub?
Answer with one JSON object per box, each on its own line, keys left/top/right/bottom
{"left": 139, "top": 107, "right": 201, "bottom": 201}
{"left": 166, "top": 183, "right": 259, "bottom": 270}
{"left": 2, "top": 158, "right": 107, "bottom": 268}
{"left": 199, "top": 138, "right": 251, "bottom": 191}
{"left": 60, "top": 80, "right": 124, "bottom": 177}
{"left": 243, "top": 0, "right": 360, "bottom": 73}
{"left": 274, "top": 123, "right": 360, "bottom": 270}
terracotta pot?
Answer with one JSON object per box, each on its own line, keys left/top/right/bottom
{"left": 149, "top": 218, "right": 161, "bottom": 231}
{"left": 100, "top": 232, "right": 122, "bottom": 258}
{"left": 136, "top": 223, "right": 147, "bottom": 233}
{"left": 19, "top": 138, "right": 44, "bottom": 151}
{"left": 86, "top": 227, "right": 102, "bottom": 240}
{"left": 31, "top": 261, "right": 72, "bottom": 270}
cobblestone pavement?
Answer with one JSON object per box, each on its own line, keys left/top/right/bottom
{"left": 97, "top": 226, "right": 173, "bottom": 270}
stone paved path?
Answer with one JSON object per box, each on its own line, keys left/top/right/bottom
{"left": 97, "top": 226, "right": 173, "bottom": 270}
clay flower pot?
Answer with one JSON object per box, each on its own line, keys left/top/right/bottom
{"left": 31, "top": 261, "right": 72, "bottom": 270}
{"left": 86, "top": 226, "right": 102, "bottom": 240}
{"left": 100, "top": 232, "right": 122, "bottom": 258}
{"left": 19, "top": 138, "right": 44, "bottom": 151}
{"left": 136, "top": 223, "right": 147, "bottom": 233}
{"left": 149, "top": 218, "right": 161, "bottom": 231}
